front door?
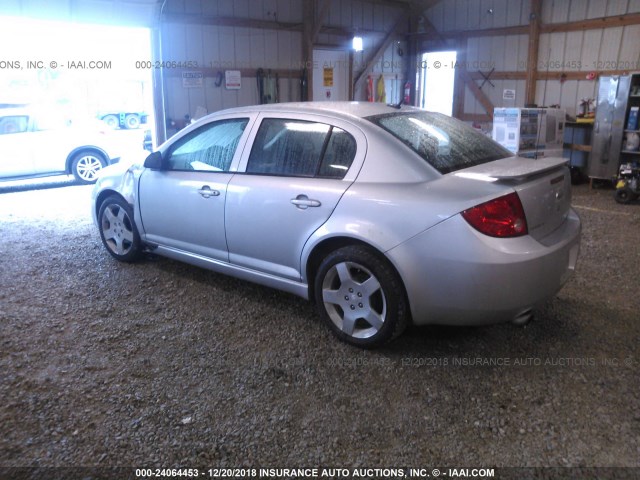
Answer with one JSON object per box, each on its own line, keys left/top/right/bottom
{"left": 138, "top": 117, "right": 251, "bottom": 262}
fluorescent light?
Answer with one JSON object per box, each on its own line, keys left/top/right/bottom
{"left": 352, "top": 36, "right": 363, "bottom": 52}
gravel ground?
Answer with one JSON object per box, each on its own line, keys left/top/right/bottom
{"left": 0, "top": 180, "right": 639, "bottom": 476}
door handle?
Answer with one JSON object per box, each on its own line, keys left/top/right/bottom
{"left": 198, "top": 185, "right": 220, "bottom": 198}
{"left": 291, "top": 194, "right": 321, "bottom": 209}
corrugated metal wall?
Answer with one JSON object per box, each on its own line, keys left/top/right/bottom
{"left": 161, "top": 0, "right": 304, "bottom": 120}
{"left": 3, "top": 0, "right": 637, "bottom": 121}
{"left": 160, "top": 0, "right": 407, "bottom": 120}
{"left": 427, "top": 0, "right": 640, "bottom": 117}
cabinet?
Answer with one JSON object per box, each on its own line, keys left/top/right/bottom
{"left": 588, "top": 73, "right": 640, "bottom": 180}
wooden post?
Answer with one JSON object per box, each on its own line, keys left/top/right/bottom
{"left": 151, "top": 26, "right": 166, "bottom": 145}
{"left": 525, "top": 0, "right": 542, "bottom": 106}
{"left": 453, "top": 38, "right": 466, "bottom": 119}
{"left": 406, "top": 7, "right": 420, "bottom": 106}
{"left": 302, "top": 0, "right": 315, "bottom": 100}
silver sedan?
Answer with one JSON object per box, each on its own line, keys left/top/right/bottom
{"left": 92, "top": 102, "right": 581, "bottom": 348}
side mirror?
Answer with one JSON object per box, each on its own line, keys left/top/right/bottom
{"left": 143, "top": 151, "right": 163, "bottom": 170}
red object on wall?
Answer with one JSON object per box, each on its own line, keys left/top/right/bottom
{"left": 367, "top": 76, "right": 374, "bottom": 102}
{"left": 404, "top": 81, "right": 411, "bottom": 105}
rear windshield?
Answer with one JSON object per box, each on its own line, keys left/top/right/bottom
{"left": 367, "top": 111, "right": 512, "bottom": 174}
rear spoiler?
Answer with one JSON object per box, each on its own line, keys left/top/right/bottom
{"left": 455, "top": 156, "right": 569, "bottom": 180}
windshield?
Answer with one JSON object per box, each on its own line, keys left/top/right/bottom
{"left": 367, "top": 111, "right": 512, "bottom": 174}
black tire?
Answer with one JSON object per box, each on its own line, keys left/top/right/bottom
{"left": 314, "top": 245, "right": 409, "bottom": 348}
{"left": 98, "top": 195, "right": 142, "bottom": 262}
{"left": 124, "top": 114, "right": 140, "bottom": 129}
{"left": 71, "top": 151, "right": 107, "bottom": 184}
{"left": 614, "top": 187, "right": 634, "bottom": 204}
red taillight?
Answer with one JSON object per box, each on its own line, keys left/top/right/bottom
{"left": 461, "top": 192, "right": 528, "bottom": 238}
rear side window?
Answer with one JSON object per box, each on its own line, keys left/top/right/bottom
{"left": 318, "top": 127, "right": 357, "bottom": 178}
{"left": 246, "top": 118, "right": 356, "bottom": 179}
{"left": 367, "top": 111, "right": 511, "bottom": 174}
{"left": 166, "top": 118, "right": 248, "bottom": 172}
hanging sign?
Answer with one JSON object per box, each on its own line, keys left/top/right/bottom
{"left": 503, "top": 89, "right": 516, "bottom": 100}
{"left": 323, "top": 67, "right": 334, "bottom": 87}
{"left": 225, "top": 70, "right": 241, "bottom": 90}
{"left": 182, "top": 71, "right": 203, "bottom": 88}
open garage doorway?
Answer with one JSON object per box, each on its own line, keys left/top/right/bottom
{"left": 416, "top": 51, "right": 457, "bottom": 116}
{"left": 0, "top": 16, "right": 154, "bottom": 190}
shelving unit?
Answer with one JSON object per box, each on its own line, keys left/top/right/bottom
{"left": 621, "top": 78, "right": 640, "bottom": 163}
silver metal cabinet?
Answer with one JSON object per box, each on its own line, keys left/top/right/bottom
{"left": 589, "top": 75, "right": 632, "bottom": 180}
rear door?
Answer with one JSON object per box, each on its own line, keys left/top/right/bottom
{"left": 225, "top": 113, "right": 365, "bottom": 280}
{"left": 138, "top": 116, "right": 253, "bottom": 262}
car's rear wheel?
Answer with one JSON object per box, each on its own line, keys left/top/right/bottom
{"left": 72, "top": 151, "right": 107, "bottom": 184}
{"left": 98, "top": 195, "right": 142, "bottom": 262}
{"left": 314, "top": 245, "right": 408, "bottom": 348}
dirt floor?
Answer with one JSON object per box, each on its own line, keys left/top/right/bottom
{"left": 0, "top": 179, "right": 638, "bottom": 478}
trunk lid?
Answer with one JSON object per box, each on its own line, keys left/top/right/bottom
{"left": 454, "top": 156, "right": 572, "bottom": 241}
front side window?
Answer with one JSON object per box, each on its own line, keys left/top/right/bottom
{"left": 367, "top": 111, "right": 512, "bottom": 174}
{"left": 166, "top": 118, "right": 249, "bottom": 172}
{"left": 246, "top": 118, "right": 356, "bottom": 179}
{"left": 0, "top": 116, "right": 28, "bottom": 135}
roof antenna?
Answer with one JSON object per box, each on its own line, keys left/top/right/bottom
{"left": 388, "top": 97, "right": 404, "bottom": 109}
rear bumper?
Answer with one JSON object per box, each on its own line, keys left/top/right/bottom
{"left": 386, "top": 208, "right": 581, "bottom": 326}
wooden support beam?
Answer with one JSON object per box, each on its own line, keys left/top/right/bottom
{"left": 162, "top": 67, "right": 301, "bottom": 79}
{"left": 466, "top": 69, "right": 638, "bottom": 82}
{"left": 302, "top": 0, "right": 314, "bottom": 100}
{"left": 405, "top": 6, "right": 421, "bottom": 105}
{"left": 541, "top": 12, "right": 640, "bottom": 33}
{"left": 311, "top": 0, "right": 332, "bottom": 43}
{"left": 469, "top": 71, "right": 527, "bottom": 81}
{"left": 452, "top": 38, "right": 466, "bottom": 119}
{"left": 460, "top": 69, "right": 495, "bottom": 120}
{"left": 525, "top": 0, "right": 542, "bottom": 106}
{"left": 162, "top": 13, "right": 302, "bottom": 31}
{"left": 161, "top": 12, "right": 388, "bottom": 38}
{"left": 414, "top": 12, "right": 640, "bottom": 43}
{"left": 353, "top": 13, "right": 408, "bottom": 92}
{"left": 411, "top": 24, "right": 528, "bottom": 41}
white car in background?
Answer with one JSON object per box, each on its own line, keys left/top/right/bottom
{"left": 0, "top": 108, "right": 122, "bottom": 184}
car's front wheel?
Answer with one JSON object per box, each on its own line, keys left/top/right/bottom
{"left": 314, "top": 245, "right": 409, "bottom": 348}
{"left": 72, "top": 151, "right": 107, "bottom": 184}
{"left": 98, "top": 195, "right": 142, "bottom": 262}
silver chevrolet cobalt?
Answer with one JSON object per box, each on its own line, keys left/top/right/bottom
{"left": 92, "top": 102, "right": 581, "bottom": 348}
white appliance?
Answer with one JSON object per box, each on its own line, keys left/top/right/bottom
{"left": 492, "top": 108, "right": 565, "bottom": 159}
